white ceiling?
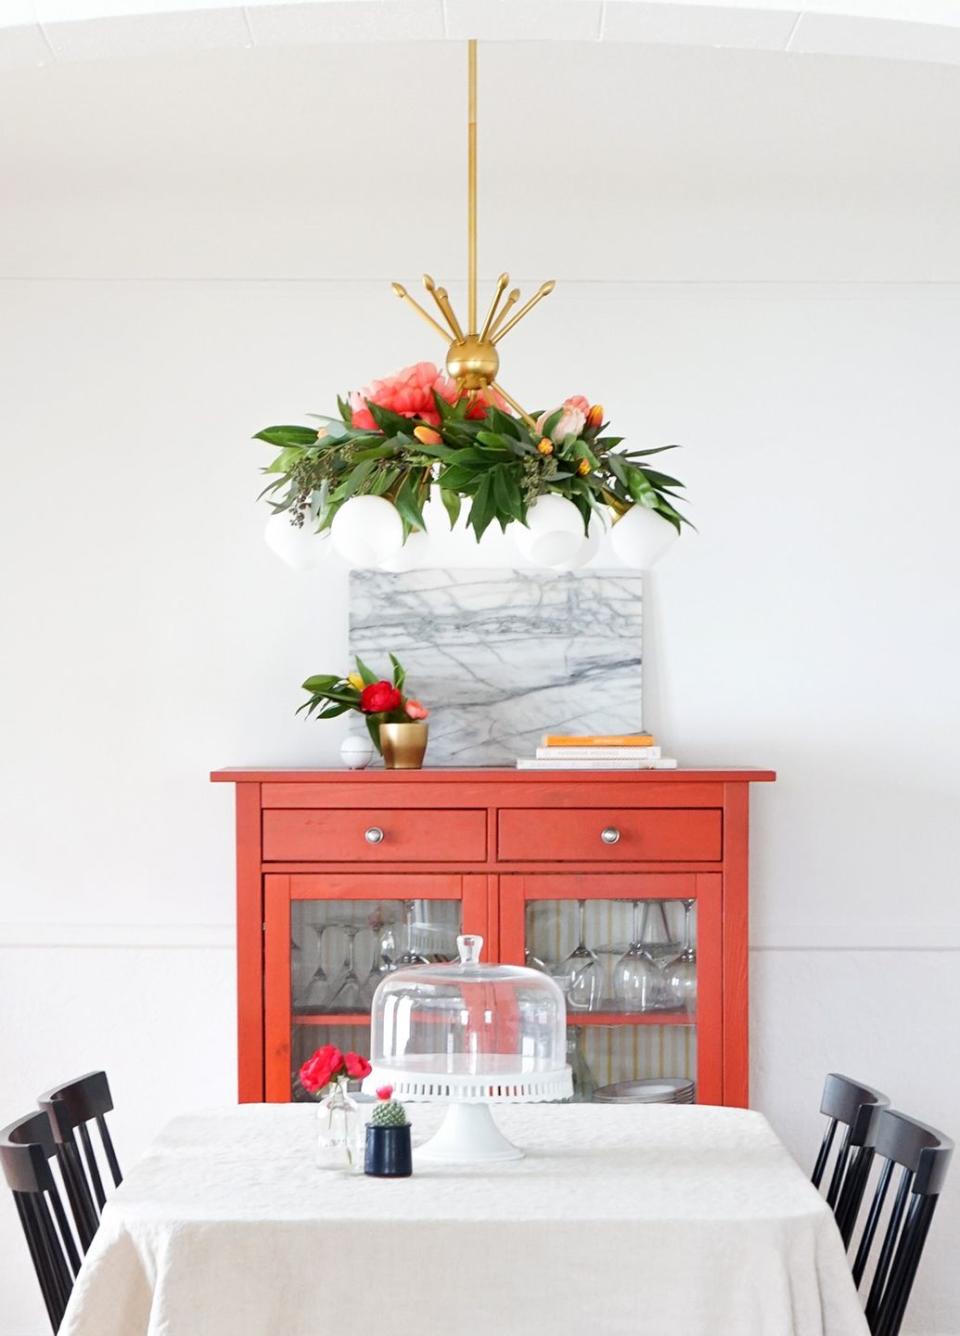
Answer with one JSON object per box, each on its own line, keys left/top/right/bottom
{"left": 2, "top": 36, "right": 959, "bottom": 281}
{"left": 3, "top": 0, "right": 960, "bottom": 69}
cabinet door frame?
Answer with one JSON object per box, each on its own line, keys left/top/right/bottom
{"left": 263, "top": 872, "right": 488, "bottom": 1102}
{"left": 499, "top": 872, "right": 723, "bottom": 1105}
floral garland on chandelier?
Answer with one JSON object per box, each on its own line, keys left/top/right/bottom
{"left": 256, "top": 361, "right": 689, "bottom": 569}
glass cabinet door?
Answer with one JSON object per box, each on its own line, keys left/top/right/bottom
{"left": 264, "top": 873, "right": 487, "bottom": 1101}
{"left": 500, "top": 873, "right": 721, "bottom": 1105}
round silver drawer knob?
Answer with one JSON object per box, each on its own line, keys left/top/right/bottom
{"left": 600, "top": 826, "right": 621, "bottom": 845}
{"left": 364, "top": 826, "right": 385, "bottom": 845}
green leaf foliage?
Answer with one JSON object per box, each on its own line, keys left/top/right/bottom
{"left": 256, "top": 395, "right": 690, "bottom": 551}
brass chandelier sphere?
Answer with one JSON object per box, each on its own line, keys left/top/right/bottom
{"left": 446, "top": 335, "right": 500, "bottom": 391}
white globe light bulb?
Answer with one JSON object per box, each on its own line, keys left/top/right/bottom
{"left": 551, "top": 515, "right": 603, "bottom": 571}
{"left": 330, "top": 496, "right": 404, "bottom": 568}
{"left": 264, "top": 512, "right": 330, "bottom": 571}
{"left": 609, "top": 503, "right": 678, "bottom": 569}
{"left": 513, "top": 495, "right": 586, "bottom": 568}
{"left": 379, "top": 528, "right": 432, "bottom": 572}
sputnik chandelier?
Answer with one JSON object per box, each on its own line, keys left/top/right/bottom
{"left": 258, "top": 42, "right": 687, "bottom": 572}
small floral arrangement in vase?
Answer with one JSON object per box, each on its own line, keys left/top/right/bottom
{"left": 299, "top": 653, "right": 430, "bottom": 770}
{"left": 299, "top": 1045, "right": 372, "bottom": 1170}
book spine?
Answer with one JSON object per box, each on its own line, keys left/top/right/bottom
{"left": 541, "top": 735, "right": 654, "bottom": 748}
{"left": 536, "top": 746, "right": 662, "bottom": 760}
{"left": 516, "top": 758, "right": 678, "bottom": 770}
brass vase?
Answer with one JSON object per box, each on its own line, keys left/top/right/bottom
{"left": 379, "top": 722, "right": 428, "bottom": 770}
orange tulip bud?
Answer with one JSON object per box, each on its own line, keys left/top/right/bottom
{"left": 577, "top": 458, "right": 591, "bottom": 476}
{"left": 586, "top": 404, "right": 604, "bottom": 430}
{"left": 537, "top": 439, "right": 554, "bottom": 455}
{"left": 413, "top": 425, "right": 443, "bottom": 446}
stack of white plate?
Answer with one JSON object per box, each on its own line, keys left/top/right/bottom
{"left": 593, "top": 1078, "right": 695, "bottom": 1104}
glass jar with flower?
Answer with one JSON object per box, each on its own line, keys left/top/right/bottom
{"left": 298, "top": 1045, "right": 372, "bottom": 1170}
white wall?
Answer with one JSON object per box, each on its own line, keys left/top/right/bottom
{"left": 1, "top": 38, "right": 959, "bottom": 1336}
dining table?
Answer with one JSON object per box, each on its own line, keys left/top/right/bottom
{"left": 59, "top": 1101, "right": 869, "bottom": 1336}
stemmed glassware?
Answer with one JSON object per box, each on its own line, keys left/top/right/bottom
{"left": 665, "top": 899, "right": 697, "bottom": 1014}
{"left": 553, "top": 900, "right": 601, "bottom": 1011}
{"left": 395, "top": 900, "right": 429, "bottom": 967}
{"left": 613, "top": 901, "right": 664, "bottom": 1012}
{"left": 304, "top": 924, "right": 332, "bottom": 1009}
{"left": 329, "top": 925, "right": 365, "bottom": 1012}
{"left": 363, "top": 924, "right": 397, "bottom": 1003}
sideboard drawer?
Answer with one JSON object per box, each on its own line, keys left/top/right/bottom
{"left": 498, "top": 808, "right": 722, "bottom": 862}
{"left": 263, "top": 808, "right": 487, "bottom": 862}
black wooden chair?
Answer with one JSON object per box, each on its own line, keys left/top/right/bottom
{"left": 812, "top": 1073, "right": 890, "bottom": 1244}
{"left": 837, "top": 1107, "right": 953, "bottom": 1336}
{"left": 1, "top": 1111, "right": 81, "bottom": 1331}
{"left": 38, "top": 1071, "right": 122, "bottom": 1253}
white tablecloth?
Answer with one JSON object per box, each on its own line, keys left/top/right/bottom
{"left": 61, "top": 1103, "right": 868, "bottom": 1336}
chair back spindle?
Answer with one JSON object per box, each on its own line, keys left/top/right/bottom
{"left": 845, "top": 1108, "right": 953, "bottom": 1336}
{"left": 812, "top": 1073, "right": 889, "bottom": 1245}
{"left": 38, "top": 1071, "right": 122, "bottom": 1253}
{"left": 1, "top": 1111, "right": 81, "bottom": 1332}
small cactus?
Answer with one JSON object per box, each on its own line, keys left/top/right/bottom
{"left": 371, "top": 1098, "right": 408, "bottom": 1128}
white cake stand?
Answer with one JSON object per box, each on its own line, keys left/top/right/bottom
{"left": 363, "top": 1058, "right": 573, "bottom": 1163}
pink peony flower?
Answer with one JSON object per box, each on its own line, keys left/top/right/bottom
{"left": 536, "top": 404, "right": 587, "bottom": 444}
{"left": 348, "top": 362, "right": 458, "bottom": 431}
{"left": 404, "top": 699, "right": 429, "bottom": 720}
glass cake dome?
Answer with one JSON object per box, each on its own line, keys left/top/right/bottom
{"left": 363, "top": 934, "right": 572, "bottom": 1162}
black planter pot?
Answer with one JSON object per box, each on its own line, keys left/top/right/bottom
{"left": 364, "top": 1123, "right": 413, "bottom": 1178}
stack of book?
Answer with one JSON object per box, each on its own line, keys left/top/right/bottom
{"left": 515, "top": 734, "right": 679, "bottom": 770}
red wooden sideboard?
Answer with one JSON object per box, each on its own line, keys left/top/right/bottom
{"left": 211, "top": 767, "right": 775, "bottom": 1106}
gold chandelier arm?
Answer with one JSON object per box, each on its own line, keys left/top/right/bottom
{"left": 436, "top": 287, "right": 466, "bottom": 343}
{"left": 492, "top": 280, "right": 556, "bottom": 344}
{"left": 488, "top": 287, "right": 521, "bottom": 339}
{"left": 468, "top": 39, "right": 478, "bottom": 334}
{"left": 479, "top": 273, "right": 509, "bottom": 342}
{"left": 391, "top": 283, "right": 452, "bottom": 343}
{"left": 422, "top": 275, "right": 464, "bottom": 341}
{"left": 491, "top": 381, "right": 538, "bottom": 432}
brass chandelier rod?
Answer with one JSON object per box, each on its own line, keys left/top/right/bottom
{"left": 391, "top": 39, "right": 555, "bottom": 432}
{"left": 468, "top": 38, "right": 478, "bottom": 334}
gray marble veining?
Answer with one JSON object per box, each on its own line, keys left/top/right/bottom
{"left": 348, "top": 569, "right": 643, "bottom": 765}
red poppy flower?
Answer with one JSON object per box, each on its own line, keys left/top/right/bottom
{"left": 344, "top": 1052, "right": 372, "bottom": 1081}
{"left": 299, "top": 1044, "right": 343, "bottom": 1094}
{"left": 359, "top": 680, "right": 402, "bottom": 714}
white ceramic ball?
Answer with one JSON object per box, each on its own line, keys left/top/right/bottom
{"left": 609, "top": 503, "right": 678, "bottom": 569}
{"left": 340, "top": 734, "right": 376, "bottom": 770}
{"left": 330, "top": 496, "right": 404, "bottom": 568}
{"left": 512, "top": 495, "right": 586, "bottom": 568}
{"left": 264, "top": 512, "right": 330, "bottom": 571}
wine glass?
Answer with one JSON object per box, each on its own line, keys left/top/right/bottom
{"left": 363, "top": 924, "right": 397, "bottom": 1004}
{"left": 665, "top": 899, "right": 697, "bottom": 1014}
{"left": 566, "top": 1029, "right": 596, "bottom": 1102}
{"left": 395, "top": 900, "right": 429, "bottom": 967}
{"left": 329, "top": 925, "right": 365, "bottom": 1011}
{"left": 304, "top": 924, "right": 332, "bottom": 1009}
{"left": 553, "top": 900, "right": 601, "bottom": 1011}
{"left": 613, "top": 901, "right": 664, "bottom": 1012}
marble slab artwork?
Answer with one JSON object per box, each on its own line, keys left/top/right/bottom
{"left": 348, "top": 569, "right": 643, "bottom": 766}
